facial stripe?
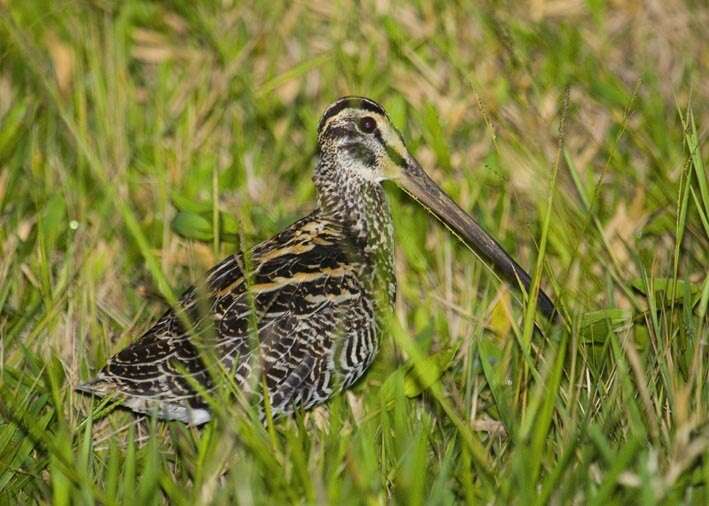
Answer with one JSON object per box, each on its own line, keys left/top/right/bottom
{"left": 373, "top": 128, "right": 407, "bottom": 168}
{"left": 342, "top": 142, "right": 377, "bottom": 166}
{"left": 385, "top": 144, "right": 407, "bottom": 168}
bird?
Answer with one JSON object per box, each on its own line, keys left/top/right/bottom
{"left": 77, "top": 96, "right": 557, "bottom": 424}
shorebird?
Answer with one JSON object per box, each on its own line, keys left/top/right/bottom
{"left": 78, "top": 96, "right": 556, "bottom": 424}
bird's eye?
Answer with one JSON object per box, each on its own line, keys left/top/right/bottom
{"left": 358, "top": 116, "right": 377, "bottom": 133}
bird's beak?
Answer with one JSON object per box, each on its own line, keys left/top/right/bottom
{"left": 394, "top": 158, "right": 557, "bottom": 321}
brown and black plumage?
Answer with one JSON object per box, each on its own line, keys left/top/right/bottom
{"left": 78, "top": 97, "right": 557, "bottom": 424}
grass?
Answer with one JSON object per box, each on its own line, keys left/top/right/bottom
{"left": 0, "top": 0, "right": 707, "bottom": 503}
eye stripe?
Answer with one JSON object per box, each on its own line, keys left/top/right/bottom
{"left": 372, "top": 128, "right": 407, "bottom": 168}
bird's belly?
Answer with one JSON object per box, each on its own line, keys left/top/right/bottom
{"left": 266, "top": 295, "right": 382, "bottom": 416}
{"left": 335, "top": 305, "right": 380, "bottom": 391}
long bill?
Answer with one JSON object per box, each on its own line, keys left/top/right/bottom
{"left": 396, "top": 159, "right": 558, "bottom": 321}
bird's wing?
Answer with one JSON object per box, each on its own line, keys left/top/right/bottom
{"left": 213, "top": 215, "right": 362, "bottom": 416}
{"left": 77, "top": 213, "right": 361, "bottom": 422}
{"left": 75, "top": 252, "right": 250, "bottom": 423}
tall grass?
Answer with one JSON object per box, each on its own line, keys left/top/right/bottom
{"left": 1, "top": 1, "right": 707, "bottom": 503}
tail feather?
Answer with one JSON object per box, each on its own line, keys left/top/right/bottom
{"left": 75, "top": 376, "right": 115, "bottom": 396}
{"left": 76, "top": 376, "right": 211, "bottom": 425}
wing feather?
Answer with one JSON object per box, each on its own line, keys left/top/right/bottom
{"left": 78, "top": 212, "right": 366, "bottom": 422}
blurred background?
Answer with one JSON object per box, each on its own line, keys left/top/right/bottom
{"left": 0, "top": 1, "right": 707, "bottom": 503}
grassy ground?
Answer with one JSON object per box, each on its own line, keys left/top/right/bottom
{"left": 1, "top": 0, "right": 707, "bottom": 504}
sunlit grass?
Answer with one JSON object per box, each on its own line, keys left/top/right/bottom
{"left": 1, "top": 1, "right": 707, "bottom": 504}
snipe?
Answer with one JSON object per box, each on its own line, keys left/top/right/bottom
{"left": 78, "top": 97, "right": 557, "bottom": 424}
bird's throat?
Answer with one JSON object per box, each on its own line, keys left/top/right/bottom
{"left": 315, "top": 165, "right": 396, "bottom": 304}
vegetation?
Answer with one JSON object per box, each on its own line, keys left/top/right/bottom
{"left": 0, "top": 1, "right": 707, "bottom": 503}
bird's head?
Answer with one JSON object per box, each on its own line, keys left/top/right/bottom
{"left": 317, "top": 96, "right": 410, "bottom": 184}
{"left": 316, "top": 96, "right": 558, "bottom": 321}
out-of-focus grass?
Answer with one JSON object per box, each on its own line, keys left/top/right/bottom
{"left": 1, "top": 1, "right": 707, "bottom": 503}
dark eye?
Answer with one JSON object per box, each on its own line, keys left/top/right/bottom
{"left": 358, "top": 116, "right": 377, "bottom": 133}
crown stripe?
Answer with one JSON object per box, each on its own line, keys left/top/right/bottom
{"left": 317, "top": 96, "right": 385, "bottom": 133}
